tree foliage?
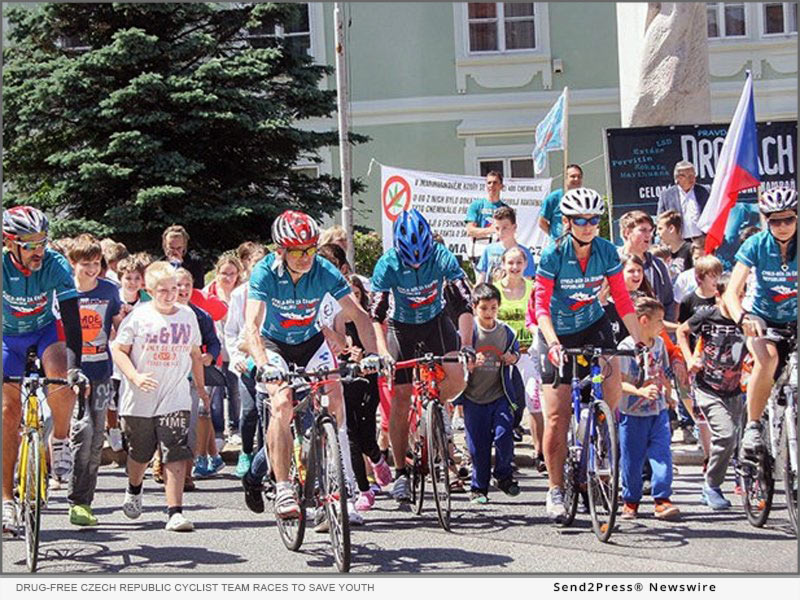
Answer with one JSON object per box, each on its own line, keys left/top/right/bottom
{"left": 3, "top": 3, "right": 364, "bottom": 262}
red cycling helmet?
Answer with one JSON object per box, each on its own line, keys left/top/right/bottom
{"left": 271, "top": 210, "right": 320, "bottom": 248}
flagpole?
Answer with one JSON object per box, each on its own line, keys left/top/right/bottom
{"left": 562, "top": 87, "right": 569, "bottom": 188}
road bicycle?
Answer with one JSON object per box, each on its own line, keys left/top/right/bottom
{"left": 259, "top": 361, "right": 367, "bottom": 573}
{"left": 392, "top": 352, "right": 468, "bottom": 532}
{"left": 3, "top": 345, "right": 86, "bottom": 572}
{"left": 738, "top": 326, "right": 797, "bottom": 535}
{"left": 556, "top": 345, "right": 647, "bottom": 543}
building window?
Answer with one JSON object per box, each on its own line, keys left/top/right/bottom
{"left": 245, "top": 3, "right": 311, "bottom": 55}
{"left": 763, "top": 2, "right": 798, "bottom": 35}
{"left": 292, "top": 165, "right": 319, "bottom": 179}
{"left": 478, "top": 157, "right": 534, "bottom": 178}
{"left": 467, "top": 3, "right": 536, "bottom": 53}
{"left": 706, "top": 3, "right": 747, "bottom": 38}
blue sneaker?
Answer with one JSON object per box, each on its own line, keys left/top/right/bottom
{"left": 209, "top": 455, "right": 225, "bottom": 475}
{"left": 702, "top": 485, "right": 732, "bottom": 510}
{"left": 192, "top": 455, "right": 212, "bottom": 479}
{"left": 234, "top": 453, "right": 253, "bottom": 478}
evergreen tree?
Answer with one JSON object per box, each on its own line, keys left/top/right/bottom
{"left": 3, "top": 3, "right": 362, "bottom": 260}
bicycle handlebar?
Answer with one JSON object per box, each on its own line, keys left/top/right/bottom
{"left": 393, "top": 353, "right": 467, "bottom": 370}
{"left": 555, "top": 345, "right": 650, "bottom": 389}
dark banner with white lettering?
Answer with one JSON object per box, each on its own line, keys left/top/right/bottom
{"left": 604, "top": 120, "right": 796, "bottom": 267}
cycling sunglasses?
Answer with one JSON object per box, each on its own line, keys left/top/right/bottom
{"left": 767, "top": 215, "right": 797, "bottom": 227}
{"left": 286, "top": 246, "right": 317, "bottom": 259}
{"left": 570, "top": 216, "right": 601, "bottom": 227}
{"left": 15, "top": 238, "right": 49, "bottom": 251}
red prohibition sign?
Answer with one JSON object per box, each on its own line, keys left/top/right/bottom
{"left": 382, "top": 176, "right": 412, "bottom": 222}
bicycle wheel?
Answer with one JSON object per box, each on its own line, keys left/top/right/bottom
{"left": 426, "top": 402, "right": 451, "bottom": 531}
{"left": 783, "top": 410, "right": 797, "bottom": 536}
{"left": 412, "top": 441, "right": 425, "bottom": 516}
{"left": 21, "top": 431, "right": 43, "bottom": 572}
{"left": 319, "top": 420, "right": 350, "bottom": 573}
{"left": 587, "top": 401, "right": 619, "bottom": 543}
{"left": 561, "top": 415, "right": 580, "bottom": 526}
{"left": 275, "top": 454, "right": 306, "bottom": 552}
{"left": 741, "top": 452, "right": 774, "bottom": 528}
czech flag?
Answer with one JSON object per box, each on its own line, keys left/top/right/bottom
{"left": 698, "top": 72, "right": 760, "bottom": 254}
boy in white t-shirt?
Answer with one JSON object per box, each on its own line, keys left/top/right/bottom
{"left": 112, "top": 262, "right": 210, "bottom": 532}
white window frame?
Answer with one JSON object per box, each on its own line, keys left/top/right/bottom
{"left": 464, "top": 141, "right": 535, "bottom": 177}
{"left": 706, "top": 2, "right": 749, "bottom": 40}
{"left": 759, "top": 2, "right": 798, "bottom": 37}
{"left": 478, "top": 156, "right": 535, "bottom": 179}
{"left": 466, "top": 3, "right": 538, "bottom": 55}
{"left": 453, "top": 3, "right": 552, "bottom": 92}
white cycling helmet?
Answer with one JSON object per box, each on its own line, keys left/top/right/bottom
{"left": 2, "top": 206, "right": 49, "bottom": 239}
{"left": 758, "top": 187, "right": 798, "bottom": 215}
{"left": 560, "top": 187, "right": 605, "bottom": 217}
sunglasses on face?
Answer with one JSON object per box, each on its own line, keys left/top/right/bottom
{"left": 768, "top": 215, "right": 797, "bottom": 227}
{"left": 15, "top": 238, "right": 49, "bottom": 251}
{"left": 571, "top": 216, "right": 601, "bottom": 227}
{"left": 286, "top": 246, "right": 317, "bottom": 259}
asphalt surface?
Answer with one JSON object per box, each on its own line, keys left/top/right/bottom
{"left": 2, "top": 453, "right": 797, "bottom": 574}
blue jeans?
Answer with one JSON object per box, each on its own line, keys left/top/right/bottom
{"left": 463, "top": 396, "right": 514, "bottom": 493}
{"left": 619, "top": 409, "right": 673, "bottom": 503}
{"left": 210, "top": 362, "right": 240, "bottom": 435}
{"left": 238, "top": 372, "right": 263, "bottom": 454}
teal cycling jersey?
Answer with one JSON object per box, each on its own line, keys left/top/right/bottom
{"left": 537, "top": 236, "right": 623, "bottom": 335}
{"left": 248, "top": 253, "right": 351, "bottom": 345}
{"left": 3, "top": 248, "right": 78, "bottom": 336}
{"left": 734, "top": 230, "right": 797, "bottom": 324}
{"left": 465, "top": 197, "right": 508, "bottom": 229}
{"left": 371, "top": 244, "right": 465, "bottom": 325}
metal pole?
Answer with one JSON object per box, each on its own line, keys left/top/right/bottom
{"left": 334, "top": 2, "right": 354, "bottom": 267}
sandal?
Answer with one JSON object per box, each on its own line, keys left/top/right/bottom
{"left": 449, "top": 479, "right": 466, "bottom": 493}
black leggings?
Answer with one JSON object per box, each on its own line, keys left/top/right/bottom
{"left": 345, "top": 373, "right": 382, "bottom": 493}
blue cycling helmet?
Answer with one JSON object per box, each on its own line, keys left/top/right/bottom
{"left": 393, "top": 209, "right": 433, "bottom": 266}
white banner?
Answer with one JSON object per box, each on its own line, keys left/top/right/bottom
{"left": 379, "top": 164, "right": 552, "bottom": 261}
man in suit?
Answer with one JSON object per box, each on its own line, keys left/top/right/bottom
{"left": 656, "top": 161, "right": 710, "bottom": 241}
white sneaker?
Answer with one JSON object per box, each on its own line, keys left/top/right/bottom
{"left": 313, "top": 508, "right": 330, "bottom": 533}
{"left": 545, "top": 487, "right": 568, "bottom": 523}
{"left": 452, "top": 416, "right": 465, "bottom": 431}
{"left": 50, "top": 437, "right": 74, "bottom": 481}
{"left": 347, "top": 500, "right": 364, "bottom": 526}
{"left": 165, "top": 512, "right": 194, "bottom": 532}
{"left": 122, "top": 489, "right": 143, "bottom": 519}
{"left": 2, "top": 500, "right": 18, "bottom": 538}
{"left": 227, "top": 433, "right": 242, "bottom": 447}
{"left": 107, "top": 428, "right": 124, "bottom": 452}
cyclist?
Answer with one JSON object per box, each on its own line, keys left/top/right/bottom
{"left": 723, "top": 187, "right": 797, "bottom": 458}
{"left": 2, "top": 206, "right": 86, "bottom": 535}
{"left": 370, "top": 208, "right": 475, "bottom": 502}
{"left": 241, "top": 210, "right": 378, "bottom": 519}
{"left": 531, "top": 188, "right": 644, "bottom": 522}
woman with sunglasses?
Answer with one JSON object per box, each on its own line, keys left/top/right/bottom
{"left": 724, "top": 187, "right": 798, "bottom": 459}
{"left": 531, "top": 187, "right": 644, "bottom": 523}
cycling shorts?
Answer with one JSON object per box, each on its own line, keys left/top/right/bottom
{"left": 538, "top": 314, "right": 615, "bottom": 386}
{"left": 387, "top": 313, "right": 460, "bottom": 385}
{"left": 760, "top": 318, "right": 796, "bottom": 383}
{"left": 263, "top": 331, "right": 338, "bottom": 374}
{"left": 2, "top": 321, "right": 61, "bottom": 378}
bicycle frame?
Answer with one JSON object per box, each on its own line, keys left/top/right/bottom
{"left": 569, "top": 355, "right": 607, "bottom": 486}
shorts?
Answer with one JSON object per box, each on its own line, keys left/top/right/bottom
{"left": 263, "top": 331, "right": 338, "bottom": 372}
{"left": 387, "top": 313, "right": 460, "bottom": 385}
{"left": 2, "top": 321, "right": 61, "bottom": 378}
{"left": 121, "top": 411, "right": 192, "bottom": 464}
{"left": 538, "top": 315, "right": 616, "bottom": 386}
{"left": 760, "top": 318, "right": 796, "bottom": 382}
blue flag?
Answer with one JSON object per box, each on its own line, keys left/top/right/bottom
{"left": 532, "top": 89, "right": 566, "bottom": 175}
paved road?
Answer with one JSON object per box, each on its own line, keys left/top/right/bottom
{"left": 3, "top": 460, "right": 796, "bottom": 574}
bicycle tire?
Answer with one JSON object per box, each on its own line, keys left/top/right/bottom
{"left": 21, "top": 431, "right": 43, "bottom": 572}
{"left": 741, "top": 452, "right": 775, "bottom": 528}
{"left": 319, "top": 420, "right": 351, "bottom": 573}
{"left": 783, "top": 410, "right": 797, "bottom": 536}
{"left": 426, "top": 402, "right": 451, "bottom": 531}
{"left": 562, "top": 414, "right": 580, "bottom": 527}
{"left": 275, "top": 452, "right": 306, "bottom": 552}
{"left": 412, "top": 441, "right": 425, "bottom": 516}
{"left": 587, "top": 401, "right": 619, "bottom": 543}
